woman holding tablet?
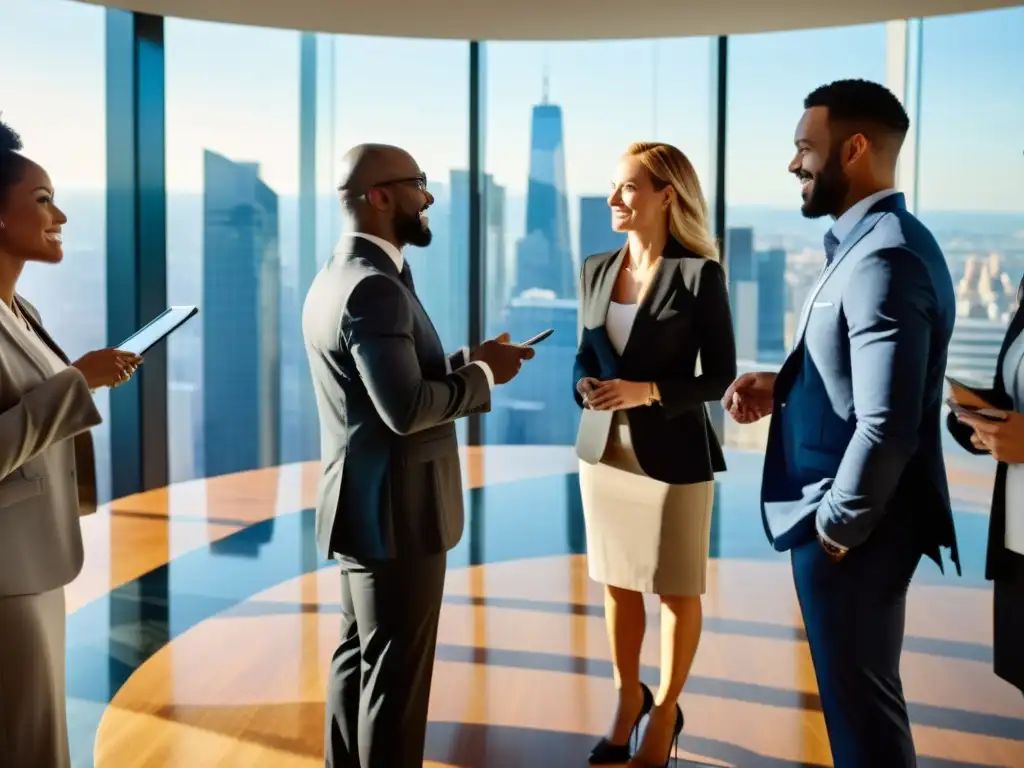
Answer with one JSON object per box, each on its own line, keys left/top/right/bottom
{"left": 947, "top": 276, "right": 1024, "bottom": 699}
{"left": 0, "top": 118, "right": 141, "bottom": 767}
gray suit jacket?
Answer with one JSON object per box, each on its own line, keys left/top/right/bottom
{"left": 0, "top": 295, "right": 102, "bottom": 597}
{"left": 302, "top": 237, "right": 491, "bottom": 562}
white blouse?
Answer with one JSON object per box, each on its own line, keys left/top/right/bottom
{"left": 1001, "top": 330, "right": 1024, "bottom": 556}
{"left": 606, "top": 301, "right": 638, "bottom": 356}
{"left": 0, "top": 299, "right": 67, "bottom": 376}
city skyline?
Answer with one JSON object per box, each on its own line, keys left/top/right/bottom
{"left": 2, "top": 0, "right": 1022, "bottom": 492}
{"left": 1, "top": 2, "right": 1022, "bottom": 213}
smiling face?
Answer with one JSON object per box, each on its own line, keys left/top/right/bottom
{"left": 788, "top": 106, "right": 851, "bottom": 220}
{"left": 388, "top": 172, "right": 433, "bottom": 249}
{"left": 360, "top": 148, "right": 434, "bottom": 249}
{"left": 607, "top": 154, "right": 672, "bottom": 235}
{"left": 0, "top": 157, "right": 67, "bottom": 264}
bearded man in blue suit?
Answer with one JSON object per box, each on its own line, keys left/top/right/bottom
{"left": 723, "top": 79, "right": 958, "bottom": 767}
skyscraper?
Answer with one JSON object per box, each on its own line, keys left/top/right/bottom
{"left": 726, "top": 227, "right": 758, "bottom": 360}
{"left": 756, "top": 247, "right": 787, "bottom": 362}
{"left": 450, "top": 170, "right": 509, "bottom": 336}
{"left": 201, "top": 149, "right": 281, "bottom": 478}
{"left": 723, "top": 227, "right": 788, "bottom": 363}
{"left": 726, "top": 227, "right": 756, "bottom": 282}
{"left": 513, "top": 78, "right": 575, "bottom": 299}
{"left": 579, "top": 195, "right": 623, "bottom": 259}
{"left": 486, "top": 180, "right": 509, "bottom": 324}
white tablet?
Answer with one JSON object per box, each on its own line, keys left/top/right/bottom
{"left": 118, "top": 306, "right": 199, "bottom": 355}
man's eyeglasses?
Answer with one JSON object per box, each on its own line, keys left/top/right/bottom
{"left": 343, "top": 173, "right": 428, "bottom": 197}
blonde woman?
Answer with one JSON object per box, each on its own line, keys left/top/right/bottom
{"left": 574, "top": 142, "right": 736, "bottom": 767}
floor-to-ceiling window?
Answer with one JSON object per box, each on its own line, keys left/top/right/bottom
{"left": 164, "top": 19, "right": 302, "bottom": 484}
{"left": 711, "top": 24, "right": 891, "bottom": 570}
{"left": 330, "top": 35, "right": 471, "bottom": 441}
{"left": 918, "top": 6, "right": 1024, "bottom": 390}
{"left": 917, "top": 5, "right": 1024, "bottom": 552}
{"left": 722, "top": 23, "right": 888, "bottom": 454}
{"left": 0, "top": 0, "right": 111, "bottom": 500}
{"left": 481, "top": 38, "right": 714, "bottom": 447}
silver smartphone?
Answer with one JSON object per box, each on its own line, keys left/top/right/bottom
{"left": 519, "top": 328, "right": 554, "bottom": 346}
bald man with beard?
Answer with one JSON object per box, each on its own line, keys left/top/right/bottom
{"left": 302, "top": 144, "right": 534, "bottom": 767}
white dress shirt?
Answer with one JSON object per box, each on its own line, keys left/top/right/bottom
{"left": 814, "top": 189, "right": 898, "bottom": 554}
{"left": 346, "top": 233, "right": 495, "bottom": 389}
{"left": 828, "top": 188, "right": 897, "bottom": 245}
{"left": 606, "top": 301, "right": 638, "bottom": 357}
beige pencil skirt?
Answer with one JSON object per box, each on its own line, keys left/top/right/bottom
{"left": 0, "top": 587, "right": 69, "bottom": 768}
{"left": 579, "top": 413, "right": 714, "bottom": 596}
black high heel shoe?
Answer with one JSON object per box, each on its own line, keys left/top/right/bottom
{"left": 588, "top": 681, "right": 655, "bottom": 764}
{"left": 631, "top": 702, "right": 684, "bottom": 768}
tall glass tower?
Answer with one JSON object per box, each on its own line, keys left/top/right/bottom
{"left": 201, "top": 150, "right": 281, "bottom": 478}
{"left": 514, "top": 75, "right": 575, "bottom": 298}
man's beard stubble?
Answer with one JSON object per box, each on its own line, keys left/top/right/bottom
{"left": 801, "top": 148, "right": 850, "bottom": 220}
{"left": 394, "top": 207, "right": 433, "bottom": 248}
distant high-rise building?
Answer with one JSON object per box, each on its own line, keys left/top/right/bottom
{"left": 726, "top": 227, "right": 756, "bottom": 282}
{"left": 201, "top": 149, "right": 281, "bottom": 478}
{"left": 579, "top": 196, "right": 623, "bottom": 259}
{"left": 486, "top": 181, "right": 509, "bottom": 321}
{"left": 486, "top": 291, "right": 579, "bottom": 445}
{"left": 514, "top": 80, "right": 575, "bottom": 299}
{"left": 724, "top": 227, "right": 786, "bottom": 363}
{"left": 450, "top": 171, "right": 508, "bottom": 337}
{"left": 726, "top": 227, "right": 758, "bottom": 360}
{"left": 756, "top": 248, "right": 787, "bottom": 362}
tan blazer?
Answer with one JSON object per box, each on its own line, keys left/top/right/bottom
{"left": 0, "top": 294, "right": 101, "bottom": 597}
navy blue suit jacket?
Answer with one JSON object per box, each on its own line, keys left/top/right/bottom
{"left": 761, "top": 193, "right": 960, "bottom": 573}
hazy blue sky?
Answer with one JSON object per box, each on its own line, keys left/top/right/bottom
{"left": 0, "top": 0, "right": 1021, "bottom": 211}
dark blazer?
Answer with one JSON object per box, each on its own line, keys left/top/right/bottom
{"left": 573, "top": 237, "right": 736, "bottom": 484}
{"left": 945, "top": 281, "right": 1024, "bottom": 695}
{"left": 760, "top": 193, "right": 959, "bottom": 572}
{"left": 301, "top": 236, "right": 491, "bottom": 562}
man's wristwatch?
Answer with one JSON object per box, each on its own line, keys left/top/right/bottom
{"left": 817, "top": 533, "right": 847, "bottom": 562}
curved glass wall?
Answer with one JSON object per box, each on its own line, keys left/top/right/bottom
{"left": 1, "top": 2, "right": 1019, "bottom": 542}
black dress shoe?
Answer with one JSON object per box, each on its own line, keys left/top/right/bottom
{"left": 631, "top": 703, "right": 684, "bottom": 768}
{"left": 588, "top": 682, "right": 655, "bottom": 764}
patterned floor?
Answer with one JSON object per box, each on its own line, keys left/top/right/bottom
{"left": 63, "top": 446, "right": 1024, "bottom": 767}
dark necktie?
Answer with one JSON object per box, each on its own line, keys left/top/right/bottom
{"left": 823, "top": 230, "right": 840, "bottom": 268}
{"left": 399, "top": 263, "right": 416, "bottom": 294}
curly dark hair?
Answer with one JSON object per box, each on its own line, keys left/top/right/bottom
{"left": 804, "top": 79, "right": 909, "bottom": 150}
{"left": 0, "top": 116, "right": 28, "bottom": 203}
